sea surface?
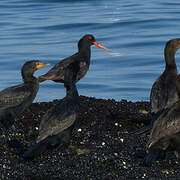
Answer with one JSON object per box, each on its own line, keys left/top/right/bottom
{"left": 0, "top": 0, "right": 180, "bottom": 102}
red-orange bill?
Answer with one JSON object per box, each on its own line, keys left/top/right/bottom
{"left": 93, "top": 41, "right": 112, "bottom": 52}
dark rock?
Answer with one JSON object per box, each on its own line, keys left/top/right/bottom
{"left": 0, "top": 95, "right": 177, "bottom": 179}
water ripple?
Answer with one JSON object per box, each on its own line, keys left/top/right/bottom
{"left": 0, "top": 0, "right": 180, "bottom": 102}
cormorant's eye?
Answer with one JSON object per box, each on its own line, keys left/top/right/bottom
{"left": 88, "top": 36, "right": 93, "bottom": 40}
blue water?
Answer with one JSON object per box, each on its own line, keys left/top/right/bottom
{"left": 0, "top": 0, "right": 180, "bottom": 102}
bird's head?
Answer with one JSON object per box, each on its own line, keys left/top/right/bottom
{"left": 78, "top": 34, "right": 112, "bottom": 52}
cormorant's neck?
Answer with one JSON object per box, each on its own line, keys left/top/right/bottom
{"left": 66, "top": 85, "right": 79, "bottom": 102}
{"left": 164, "top": 47, "right": 178, "bottom": 74}
{"left": 22, "top": 73, "right": 37, "bottom": 84}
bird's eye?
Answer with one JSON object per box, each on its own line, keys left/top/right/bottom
{"left": 88, "top": 36, "right": 93, "bottom": 40}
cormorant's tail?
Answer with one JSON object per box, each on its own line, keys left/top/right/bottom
{"left": 130, "top": 126, "right": 151, "bottom": 135}
{"left": 22, "top": 126, "right": 73, "bottom": 160}
{"left": 130, "top": 110, "right": 163, "bottom": 135}
{"left": 8, "top": 137, "right": 56, "bottom": 160}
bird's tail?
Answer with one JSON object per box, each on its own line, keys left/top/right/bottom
{"left": 130, "top": 111, "right": 164, "bottom": 135}
{"left": 130, "top": 126, "right": 151, "bottom": 135}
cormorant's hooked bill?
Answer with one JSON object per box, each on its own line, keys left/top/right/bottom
{"left": 36, "top": 62, "right": 50, "bottom": 69}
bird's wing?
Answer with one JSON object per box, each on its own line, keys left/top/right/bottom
{"left": 38, "top": 54, "right": 78, "bottom": 82}
{"left": 36, "top": 98, "right": 78, "bottom": 143}
{"left": 38, "top": 52, "right": 89, "bottom": 83}
{"left": 0, "top": 84, "right": 31, "bottom": 108}
{"left": 76, "top": 61, "right": 89, "bottom": 81}
{"left": 148, "top": 102, "right": 180, "bottom": 148}
{"left": 150, "top": 75, "right": 178, "bottom": 113}
{"left": 150, "top": 77, "right": 167, "bottom": 113}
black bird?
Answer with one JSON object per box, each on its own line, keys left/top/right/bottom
{"left": 38, "top": 34, "right": 111, "bottom": 83}
{"left": 22, "top": 61, "right": 80, "bottom": 160}
{"left": 142, "top": 93, "right": 180, "bottom": 166}
{"left": 133, "top": 39, "right": 180, "bottom": 135}
{"left": 0, "top": 60, "right": 50, "bottom": 129}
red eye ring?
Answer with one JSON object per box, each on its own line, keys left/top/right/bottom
{"left": 88, "top": 36, "right": 93, "bottom": 40}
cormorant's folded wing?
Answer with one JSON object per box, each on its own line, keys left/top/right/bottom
{"left": 0, "top": 84, "right": 31, "bottom": 108}
{"left": 37, "top": 99, "right": 78, "bottom": 143}
{"left": 148, "top": 102, "right": 180, "bottom": 148}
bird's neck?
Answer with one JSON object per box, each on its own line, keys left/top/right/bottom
{"left": 79, "top": 46, "right": 91, "bottom": 60}
{"left": 164, "top": 47, "right": 178, "bottom": 74}
{"left": 23, "top": 74, "right": 38, "bottom": 84}
{"left": 66, "top": 85, "right": 79, "bottom": 102}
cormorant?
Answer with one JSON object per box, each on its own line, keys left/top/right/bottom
{"left": 142, "top": 93, "right": 180, "bottom": 166}
{"left": 0, "top": 60, "right": 50, "bottom": 129}
{"left": 38, "top": 34, "right": 111, "bottom": 83}
{"left": 22, "top": 61, "right": 80, "bottom": 160}
{"left": 133, "top": 39, "right": 180, "bottom": 135}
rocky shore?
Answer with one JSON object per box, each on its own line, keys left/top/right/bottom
{"left": 0, "top": 96, "right": 179, "bottom": 179}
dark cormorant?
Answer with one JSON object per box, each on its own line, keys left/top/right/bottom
{"left": 133, "top": 39, "right": 180, "bottom": 135}
{"left": 142, "top": 93, "right": 180, "bottom": 166}
{"left": 38, "top": 34, "right": 111, "bottom": 83}
{"left": 22, "top": 61, "right": 80, "bottom": 160}
{"left": 0, "top": 60, "right": 50, "bottom": 129}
